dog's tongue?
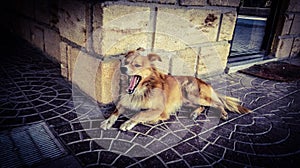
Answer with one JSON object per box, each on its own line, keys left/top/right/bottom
{"left": 127, "top": 76, "right": 140, "bottom": 94}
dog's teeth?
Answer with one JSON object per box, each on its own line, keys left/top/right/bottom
{"left": 127, "top": 76, "right": 141, "bottom": 94}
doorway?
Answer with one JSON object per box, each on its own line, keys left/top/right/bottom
{"left": 228, "top": 0, "right": 273, "bottom": 64}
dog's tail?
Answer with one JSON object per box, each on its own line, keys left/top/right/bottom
{"left": 218, "top": 95, "right": 251, "bottom": 114}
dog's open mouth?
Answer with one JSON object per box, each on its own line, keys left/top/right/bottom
{"left": 127, "top": 75, "right": 141, "bottom": 94}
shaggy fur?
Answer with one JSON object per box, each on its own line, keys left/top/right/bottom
{"left": 101, "top": 48, "right": 251, "bottom": 131}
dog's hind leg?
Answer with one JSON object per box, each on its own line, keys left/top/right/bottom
{"left": 190, "top": 106, "right": 206, "bottom": 120}
{"left": 198, "top": 100, "right": 228, "bottom": 120}
{"left": 193, "top": 88, "right": 228, "bottom": 120}
{"left": 208, "top": 91, "right": 228, "bottom": 120}
{"left": 215, "top": 105, "right": 228, "bottom": 120}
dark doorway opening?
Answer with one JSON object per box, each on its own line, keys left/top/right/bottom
{"left": 228, "top": 0, "right": 275, "bottom": 64}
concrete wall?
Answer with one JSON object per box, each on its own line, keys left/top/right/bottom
{"left": 2, "top": 0, "right": 298, "bottom": 104}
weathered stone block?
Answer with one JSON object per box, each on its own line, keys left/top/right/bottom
{"left": 129, "top": 0, "right": 177, "bottom": 4}
{"left": 35, "top": 1, "right": 49, "bottom": 24}
{"left": 155, "top": 7, "right": 220, "bottom": 51}
{"left": 291, "top": 37, "right": 300, "bottom": 57}
{"left": 17, "top": 18, "right": 31, "bottom": 42}
{"left": 67, "top": 46, "right": 80, "bottom": 80}
{"left": 93, "top": 4, "right": 152, "bottom": 56}
{"left": 170, "top": 47, "right": 199, "bottom": 76}
{"left": 290, "top": 14, "right": 300, "bottom": 35}
{"left": 97, "top": 60, "right": 121, "bottom": 104}
{"left": 92, "top": 3, "right": 103, "bottom": 54}
{"left": 60, "top": 42, "right": 68, "bottom": 67}
{"left": 60, "top": 67, "right": 68, "bottom": 79}
{"left": 18, "top": 0, "right": 35, "bottom": 19}
{"left": 30, "top": 25, "right": 44, "bottom": 51}
{"left": 60, "top": 42, "right": 68, "bottom": 79}
{"left": 158, "top": 0, "right": 177, "bottom": 3}
{"left": 35, "top": 1, "right": 59, "bottom": 27}
{"left": 276, "top": 38, "right": 293, "bottom": 58}
{"left": 209, "top": 0, "right": 240, "bottom": 7}
{"left": 197, "top": 42, "right": 230, "bottom": 75}
{"left": 281, "top": 14, "right": 294, "bottom": 35}
{"left": 57, "top": 0, "right": 86, "bottom": 46}
{"left": 44, "top": 28, "right": 61, "bottom": 62}
{"left": 145, "top": 49, "right": 174, "bottom": 74}
{"left": 287, "top": 0, "right": 300, "bottom": 12}
{"left": 180, "top": 0, "right": 207, "bottom": 6}
{"left": 66, "top": 45, "right": 120, "bottom": 104}
{"left": 71, "top": 51, "right": 101, "bottom": 100}
{"left": 101, "top": 30, "right": 152, "bottom": 56}
{"left": 218, "top": 10, "right": 237, "bottom": 41}
{"left": 197, "top": 61, "right": 208, "bottom": 76}
{"left": 154, "top": 33, "right": 189, "bottom": 52}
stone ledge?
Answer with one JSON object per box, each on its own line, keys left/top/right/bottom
{"left": 180, "top": 0, "right": 207, "bottom": 6}
{"left": 209, "top": 0, "right": 240, "bottom": 7}
{"left": 129, "top": 0, "right": 177, "bottom": 4}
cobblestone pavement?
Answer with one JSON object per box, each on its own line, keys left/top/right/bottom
{"left": 1, "top": 34, "right": 300, "bottom": 167}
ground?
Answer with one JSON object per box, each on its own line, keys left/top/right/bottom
{"left": 0, "top": 33, "right": 300, "bottom": 167}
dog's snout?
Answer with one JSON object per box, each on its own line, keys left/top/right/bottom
{"left": 120, "top": 67, "right": 128, "bottom": 74}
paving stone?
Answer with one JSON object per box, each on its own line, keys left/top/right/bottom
{"left": 98, "top": 151, "right": 119, "bottom": 165}
{"left": 233, "top": 141, "right": 255, "bottom": 154}
{"left": 158, "top": 148, "right": 181, "bottom": 163}
{"left": 112, "top": 155, "right": 139, "bottom": 168}
{"left": 167, "top": 160, "right": 190, "bottom": 168}
{"left": 183, "top": 152, "right": 209, "bottom": 166}
{"left": 223, "top": 149, "right": 250, "bottom": 165}
{"left": 140, "top": 156, "right": 166, "bottom": 168}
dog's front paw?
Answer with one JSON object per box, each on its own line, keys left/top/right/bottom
{"left": 100, "top": 115, "right": 118, "bottom": 130}
{"left": 100, "top": 119, "right": 112, "bottom": 130}
{"left": 190, "top": 112, "right": 198, "bottom": 120}
{"left": 220, "top": 113, "right": 228, "bottom": 120}
{"left": 120, "top": 120, "right": 137, "bottom": 131}
{"left": 190, "top": 106, "right": 205, "bottom": 120}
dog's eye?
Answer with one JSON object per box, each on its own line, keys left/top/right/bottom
{"left": 134, "top": 64, "right": 141, "bottom": 67}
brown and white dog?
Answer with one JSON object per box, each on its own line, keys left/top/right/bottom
{"left": 101, "top": 48, "right": 251, "bottom": 131}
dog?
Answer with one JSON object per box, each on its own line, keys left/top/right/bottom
{"left": 101, "top": 48, "right": 251, "bottom": 131}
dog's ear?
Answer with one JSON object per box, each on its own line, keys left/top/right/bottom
{"left": 124, "top": 50, "right": 135, "bottom": 58}
{"left": 147, "top": 53, "right": 162, "bottom": 62}
{"left": 136, "top": 47, "right": 145, "bottom": 51}
{"left": 124, "top": 48, "right": 144, "bottom": 58}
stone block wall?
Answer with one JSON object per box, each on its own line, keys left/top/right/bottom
{"left": 2, "top": 0, "right": 240, "bottom": 104}
{"left": 275, "top": 0, "right": 300, "bottom": 58}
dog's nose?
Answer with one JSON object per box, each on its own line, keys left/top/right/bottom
{"left": 120, "top": 67, "right": 128, "bottom": 74}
